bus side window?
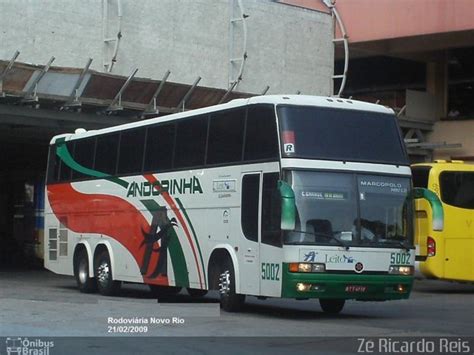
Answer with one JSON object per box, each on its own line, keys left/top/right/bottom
{"left": 95, "top": 134, "right": 119, "bottom": 175}
{"left": 241, "top": 174, "right": 259, "bottom": 242}
{"left": 440, "top": 171, "right": 474, "bottom": 209}
{"left": 58, "top": 141, "right": 74, "bottom": 182}
{"left": 412, "top": 167, "right": 431, "bottom": 188}
{"left": 262, "top": 173, "right": 282, "bottom": 247}
{"left": 144, "top": 123, "right": 175, "bottom": 172}
{"left": 174, "top": 116, "right": 208, "bottom": 169}
{"left": 72, "top": 137, "right": 96, "bottom": 180}
{"left": 46, "top": 145, "right": 60, "bottom": 184}
{"left": 244, "top": 105, "right": 279, "bottom": 161}
{"left": 118, "top": 128, "right": 146, "bottom": 175}
{"left": 207, "top": 109, "right": 245, "bottom": 165}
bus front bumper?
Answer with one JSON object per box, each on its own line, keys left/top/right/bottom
{"left": 281, "top": 263, "right": 414, "bottom": 300}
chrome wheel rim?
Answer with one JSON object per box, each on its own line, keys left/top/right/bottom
{"left": 219, "top": 270, "right": 230, "bottom": 295}
{"left": 97, "top": 262, "right": 110, "bottom": 286}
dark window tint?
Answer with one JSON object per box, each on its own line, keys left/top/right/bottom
{"left": 58, "top": 141, "right": 74, "bottom": 182}
{"left": 144, "top": 123, "right": 175, "bottom": 172}
{"left": 241, "top": 174, "right": 260, "bottom": 242}
{"left": 411, "top": 166, "right": 431, "bottom": 188}
{"left": 72, "top": 138, "right": 96, "bottom": 180}
{"left": 118, "top": 128, "right": 146, "bottom": 175}
{"left": 440, "top": 171, "right": 474, "bottom": 209}
{"left": 207, "top": 109, "right": 245, "bottom": 165}
{"left": 244, "top": 105, "right": 279, "bottom": 161}
{"left": 47, "top": 146, "right": 59, "bottom": 184}
{"left": 174, "top": 116, "right": 208, "bottom": 168}
{"left": 277, "top": 106, "right": 408, "bottom": 165}
{"left": 262, "top": 173, "right": 282, "bottom": 247}
{"left": 95, "top": 134, "right": 119, "bottom": 175}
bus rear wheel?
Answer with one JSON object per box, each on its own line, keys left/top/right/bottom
{"left": 95, "top": 250, "right": 121, "bottom": 296}
{"left": 319, "top": 299, "right": 345, "bottom": 314}
{"left": 218, "top": 258, "right": 245, "bottom": 312}
{"left": 74, "top": 250, "right": 97, "bottom": 293}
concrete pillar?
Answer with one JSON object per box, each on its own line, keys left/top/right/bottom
{"left": 426, "top": 53, "right": 448, "bottom": 120}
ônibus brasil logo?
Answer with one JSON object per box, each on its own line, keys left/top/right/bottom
{"left": 5, "top": 337, "right": 54, "bottom": 355}
{"left": 127, "top": 177, "right": 203, "bottom": 197}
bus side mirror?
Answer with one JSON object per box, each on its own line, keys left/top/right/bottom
{"left": 278, "top": 180, "right": 296, "bottom": 231}
{"left": 413, "top": 187, "right": 444, "bottom": 231}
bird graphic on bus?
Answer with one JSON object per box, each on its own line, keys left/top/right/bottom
{"left": 303, "top": 251, "right": 317, "bottom": 262}
{"left": 140, "top": 206, "right": 178, "bottom": 279}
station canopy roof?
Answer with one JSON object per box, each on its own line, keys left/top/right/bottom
{"left": 0, "top": 58, "right": 253, "bottom": 143}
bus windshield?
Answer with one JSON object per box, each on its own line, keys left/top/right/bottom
{"left": 277, "top": 105, "right": 408, "bottom": 165}
{"left": 284, "top": 171, "right": 413, "bottom": 248}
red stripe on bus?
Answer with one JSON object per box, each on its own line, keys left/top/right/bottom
{"left": 47, "top": 183, "right": 167, "bottom": 285}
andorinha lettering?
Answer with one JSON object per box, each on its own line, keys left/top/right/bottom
{"left": 127, "top": 177, "right": 203, "bottom": 197}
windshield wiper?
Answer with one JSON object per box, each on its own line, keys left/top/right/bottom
{"left": 293, "top": 230, "right": 350, "bottom": 250}
{"left": 395, "top": 240, "right": 411, "bottom": 252}
{"left": 379, "top": 237, "right": 411, "bottom": 252}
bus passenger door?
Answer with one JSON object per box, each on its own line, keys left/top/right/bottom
{"left": 259, "top": 172, "right": 284, "bottom": 297}
{"left": 239, "top": 173, "right": 261, "bottom": 296}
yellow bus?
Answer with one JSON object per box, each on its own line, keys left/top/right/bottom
{"left": 412, "top": 161, "right": 474, "bottom": 282}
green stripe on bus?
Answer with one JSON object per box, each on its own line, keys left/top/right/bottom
{"left": 413, "top": 187, "right": 444, "bottom": 231}
{"left": 175, "top": 197, "right": 207, "bottom": 288}
{"left": 167, "top": 228, "right": 190, "bottom": 287}
{"left": 56, "top": 140, "right": 128, "bottom": 189}
{"left": 141, "top": 199, "right": 189, "bottom": 288}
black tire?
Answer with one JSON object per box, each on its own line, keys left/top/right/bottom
{"left": 219, "top": 258, "right": 245, "bottom": 312}
{"left": 187, "top": 288, "right": 208, "bottom": 298}
{"left": 95, "top": 250, "right": 121, "bottom": 296}
{"left": 74, "top": 250, "right": 97, "bottom": 293}
{"left": 319, "top": 299, "right": 345, "bottom": 314}
{"left": 150, "top": 285, "right": 182, "bottom": 301}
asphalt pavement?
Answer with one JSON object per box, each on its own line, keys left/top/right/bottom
{"left": 1, "top": 269, "right": 473, "bottom": 354}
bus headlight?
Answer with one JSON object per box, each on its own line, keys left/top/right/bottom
{"left": 296, "top": 282, "right": 326, "bottom": 292}
{"left": 311, "top": 263, "right": 326, "bottom": 272}
{"left": 388, "top": 265, "right": 414, "bottom": 275}
{"left": 289, "top": 263, "right": 326, "bottom": 273}
{"left": 296, "top": 282, "right": 311, "bottom": 292}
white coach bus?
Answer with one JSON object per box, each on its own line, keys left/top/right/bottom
{"left": 45, "top": 95, "right": 416, "bottom": 313}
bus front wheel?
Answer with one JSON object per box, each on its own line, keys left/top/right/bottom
{"left": 218, "top": 258, "right": 245, "bottom": 312}
{"left": 95, "top": 250, "right": 121, "bottom": 296}
{"left": 74, "top": 250, "right": 97, "bottom": 293}
{"left": 319, "top": 299, "right": 345, "bottom": 314}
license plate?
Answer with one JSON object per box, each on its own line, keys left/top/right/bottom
{"left": 345, "top": 285, "right": 367, "bottom": 293}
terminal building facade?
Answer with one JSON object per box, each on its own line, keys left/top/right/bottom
{"left": 282, "top": 0, "right": 474, "bottom": 162}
